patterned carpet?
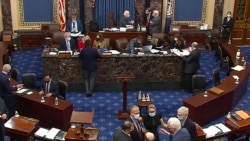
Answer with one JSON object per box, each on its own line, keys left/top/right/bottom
{"left": 9, "top": 46, "right": 250, "bottom": 141}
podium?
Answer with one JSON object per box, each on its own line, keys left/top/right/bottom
{"left": 114, "top": 74, "right": 135, "bottom": 120}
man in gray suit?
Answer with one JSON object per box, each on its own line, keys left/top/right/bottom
{"left": 149, "top": 10, "right": 160, "bottom": 34}
{"left": 113, "top": 120, "right": 134, "bottom": 141}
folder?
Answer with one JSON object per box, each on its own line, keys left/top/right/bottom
{"left": 209, "top": 87, "right": 224, "bottom": 95}
{"left": 235, "top": 110, "right": 250, "bottom": 120}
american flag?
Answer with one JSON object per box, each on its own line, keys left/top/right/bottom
{"left": 59, "top": 0, "right": 66, "bottom": 31}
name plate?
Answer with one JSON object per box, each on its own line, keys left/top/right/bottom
{"left": 58, "top": 51, "right": 72, "bottom": 58}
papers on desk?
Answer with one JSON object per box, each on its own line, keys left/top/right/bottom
{"left": 70, "top": 32, "right": 84, "bottom": 37}
{"left": 231, "top": 65, "right": 245, "bottom": 71}
{"left": 171, "top": 49, "right": 190, "bottom": 56}
{"left": 203, "top": 123, "right": 231, "bottom": 138}
{"left": 35, "top": 127, "right": 66, "bottom": 140}
{"left": 160, "top": 51, "right": 168, "bottom": 54}
{"left": 16, "top": 88, "right": 33, "bottom": 95}
{"left": 49, "top": 52, "right": 57, "bottom": 56}
{"left": 232, "top": 75, "right": 239, "bottom": 80}
{"left": 109, "top": 50, "right": 120, "bottom": 55}
{"left": 150, "top": 49, "right": 160, "bottom": 54}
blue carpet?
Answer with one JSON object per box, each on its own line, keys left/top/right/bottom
{"left": 9, "top": 47, "right": 250, "bottom": 141}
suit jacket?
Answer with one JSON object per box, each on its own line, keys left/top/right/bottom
{"left": 113, "top": 128, "right": 132, "bottom": 141}
{"left": 173, "top": 128, "right": 191, "bottom": 141}
{"left": 126, "top": 38, "right": 143, "bottom": 51}
{"left": 66, "top": 19, "right": 83, "bottom": 33}
{"left": 79, "top": 46, "right": 100, "bottom": 72}
{"left": 0, "top": 72, "right": 17, "bottom": 116}
{"left": 182, "top": 118, "right": 197, "bottom": 141}
{"left": 0, "top": 97, "right": 8, "bottom": 141}
{"left": 222, "top": 17, "right": 233, "bottom": 30}
{"left": 59, "top": 39, "right": 76, "bottom": 52}
{"left": 149, "top": 16, "right": 160, "bottom": 34}
{"left": 119, "top": 15, "right": 129, "bottom": 28}
{"left": 183, "top": 48, "right": 201, "bottom": 74}
{"left": 127, "top": 117, "right": 144, "bottom": 141}
{"left": 41, "top": 79, "right": 59, "bottom": 97}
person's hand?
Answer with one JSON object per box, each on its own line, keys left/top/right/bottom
{"left": 129, "top": 20, "right": 135, "bottom": 24}
{"left": 45, "top": 93, "right": 52, "bottom": 97}
{"left": 39, "top": 91, "right": 44, "bottom": 95}
{"left": 159, "top": 128, "right": 170, "bottom": 135}
{"left": 142, "top": 128, "right": 148, "bottom": 133}
{"left": 16, "top": 84, "right": 24, "bottom": 89}
{"left": 1, "top": 114, "right": 7, "bottom": 120}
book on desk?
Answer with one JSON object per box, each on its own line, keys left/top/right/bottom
{"left": 35, "top": 127, "right": 67, "bottom": 140}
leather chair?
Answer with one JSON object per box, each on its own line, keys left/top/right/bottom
{"left": 58, "top": 80, "right": 68, "bottom": 100}
{"left": 192, "top": 75, "right": 206, "bottom": 96}
{"left": 10, "top": 68, "right": 19, "bottom": 81}
{"left": 22, "top": 73, "right": 37, "bottom": 89}
{"left": 104, "top": 38, "right": 111, "bottom": 49}
{"left": 0, "top": 42, "right": 7, "bottom": 70}
{"left": 152, "top": 33, "right": 168, "bottom": 41}
{"left": 115, "top": 38, "right": 128, "bottom": 51}
{"left": 213, "top": 68, "right": 221, "bottom": 86}
{"left": 107, "top": 11, "right": 117, "bottom": 28}
{"left": 51, "top": 31, "right": 65, "bottom": 48}
{"left": 41, "top": 24, "right": 61, "bottom": 37}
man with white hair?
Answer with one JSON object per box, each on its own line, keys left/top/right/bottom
{"left": 159, "top": 117, "right": 191, "bottom": 141}
{"left": 149, "top": 10, "right": 160, "bottom": 34}
{"left": 119, "top": 10, "right": 134, "bottom": 28}
{"left": 0, "top": 64, "right": 23, "bottom": 117}
{"left": 182, "top": 42, "right": 201, "bottom": 93}
{"left": 177, "top": 106, "right": 197, "bottom": 141}
{"left": 145, "top": 132, "right": 155, "bottom": 141}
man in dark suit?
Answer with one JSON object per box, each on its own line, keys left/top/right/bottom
{"left": 66, "top": 14, "right": 83, "bottom": 34}
{"left": 126, "top": 36, "right": 143, "bottom": 54}
{"left": 182, "top": 42, "right": 201, "bottom": 93}
{"left": 79, "top": 39, "right": 100, "bottom": 97}
{"left": 149, "top": 10, "right": 160, "bottom": 34}
{"left": 177, "top": 106, "right": 197, "bottom": 141}
{"left": 113, "top": 120, "right": 134, "bottom": 141}
{"left": 39, "top": 74, "right": 59, "bottom": 98}
{"left": 0, "top": 97, "right": 8, "bottom": 141}
{"left": 0, "top": 64, "right": 23, "bottom": 117}
{"left": 59, "top": 32, "right": 76, "bottom": 52}
{"left": 127, "top": 105, "right": 146, "bottom": 141}
{"left": 119, "top": 10, "right": 134, "bottom": 28}
{"left": 222, "top": 11, "right": 234, "bottom": 40}
{"left": 160, "top": 117, "right": 191, "bottom": 141}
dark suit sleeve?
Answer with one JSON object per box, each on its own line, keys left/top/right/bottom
{"left": 70, "top": 39, "right": 77, "bottom": 51}
{"left": 0, "top": 98, "right": 9, "bottom": 117}
{"left": 59, "top": 40, "right": 65, "bottom": 51}
{"left": 183, "top": 50, "right": 199, "bottom": 63}
{"left": 77, "top": 20, "right": 83, "bottom": 32}
{"left": 50, "top": 80, "right": 59, "bottom": 97}
{"left": 66, "top": 20, "right": 71, "bottom": 32}
{"left": 150, "top": 16, "right": 160, "bottom": 27}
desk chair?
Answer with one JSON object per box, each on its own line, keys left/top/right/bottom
{"left": 58, "top": 80, "right": 68, "bottom": 100}
{"left": 107, "top": 11, "right": 117, "bottom": 28}
{"left": 22, "top": 73, "right": 37, "bottom": 89}
{"left": 115, "top": 38, "right": 128, "bottom": 51}
{"left": 192, "top": 75, "right": 206, "bottom": 96}
{"left": 10, "top": 68, "right": 19, "bottom": 81}
{"left": 104, "top": 38, "right": 111, "bottom": 49}
{"left": 213, "top": 68, "right": 221, "bottom": 86}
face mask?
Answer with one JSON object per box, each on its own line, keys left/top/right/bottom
{"left": 227, "top": 14, "right": 231, "bottom": 17}
{"left": 133, "top": 114, "right": 140, "bottom": 120}
{"left": 149, "top": 112, "right": 156, "bottom": 117}
{"left": 177, "top": 115, "right": 184, "bottom": 121}
{"left": 174, "top": 38, "right": 177, "bottom": 41}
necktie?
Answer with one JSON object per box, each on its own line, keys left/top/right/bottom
{"left": 67, "top": 40, "right": 71, "bottom": 51}
{"left": 134, "top": 121, "right": 142, "bottom": 140}
{"left": 45, "top": 82, "right": 49, "bottom": 94}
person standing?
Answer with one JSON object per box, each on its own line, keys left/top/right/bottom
{"left": 127, "top": 105, "right": 146, "bottom": 141}
{"left": 0, "top": 97, "right": 8, "bottom": 141}
{"left": 177, "top": 106, "right": 197, "bottom": 141}
{"left": 113, "top": 120, "right": 134, "bottom": 141}
{"left": 119, "top": 10, "right": 134, "bottom": 28}
{"left": 222, "top": 11, "right": 234, "bottom": 40}
{"left": 0, "top": 64, "right": 23, "bottom": 117}
{"left": 59, "top": 32, "right": 77, "bottom": 52}
{"left": 182, "top": 42, "right": 201, "bottom": 93}
{"left": 39, "top": 74, "right": 59, "bottom": 98}
{"left": 149, "top": 10, "right": 160, "bottom": 34}
{"left": 79, "top": 39, "right": 100, "bottom": 97}
{"left": 141, "top": 104, "right": 168, "bottom": 141}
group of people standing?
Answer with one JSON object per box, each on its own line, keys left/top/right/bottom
{"left": 113, "top": 105, "right": 197, "bottom": 141}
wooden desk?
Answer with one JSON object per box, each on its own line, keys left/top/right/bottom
{"left": 4, "top": 116, "right": 39, "bottom": 140}
{"left": 65, "top": 126, "right": 99, "bottom": 141}
{"left": 88, "top": 31, "right": 147, "bottom": 50}
{"left": 70, "top": 111, "right": 94, "bottom": 124}
{"left": 183, "top": 39, "right": 249, "bottom": 126}
{"left": 11, "top": 80, "right": 73, "bottom": 130}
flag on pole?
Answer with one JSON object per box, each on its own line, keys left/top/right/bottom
{"left": 59, "top": 0, "right": 66, "bottom": 31}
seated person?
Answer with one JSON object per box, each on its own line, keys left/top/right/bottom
{"left": 77, "top": 35, "right": 91, "bottom": 52}
{"left": 59, "top": 32, "right": 76, "bottom": 52}
{"left": 118, "top": 10, "right": 134, "bottom": 28}
{"left": 66, "top": 13, "right": 83, "bottom": 35}
{"left": 170, "top": 35, "right": 184, "bottom": 51}
{"left": 125, "top": 35, "right": 143, "bottom": 54}
{"left": 93, "top": 33, "right": 108, "bottom": 53}
{"left": 39, "top": 74, "right": 59, "bottom": 98}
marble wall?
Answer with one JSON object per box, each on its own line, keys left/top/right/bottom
{"left": 1, "top": 0, "right": 12, "bottom": 30}
{"left": 213, "top": 0, "right": 224, "bottom": 29}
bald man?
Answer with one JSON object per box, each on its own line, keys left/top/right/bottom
{"left": 145, "top": 132, "right": 155, "bottom": 141}
{"left": 119, "top": 10, "right": 134, "bottom": 28}
{"left": 149, "top": 10, "right": 160, "bottom": 34}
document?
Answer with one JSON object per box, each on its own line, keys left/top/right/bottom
{"left": 35, "top": 127, "right": 49, "bottom": 138}
{"left": 16, "top": 88, "right": 29, "bottom": 94}
{"left": 45, "top": 127, "right": 60, "bottom": 140}
{"left": 109, "top": 50, "right": 120, "bottom": 55}
{"left": 231, "top": 65, "right": 244, "bottom": 71}
{"left": 203, "top": 123, "right": 231, "bottom": 138}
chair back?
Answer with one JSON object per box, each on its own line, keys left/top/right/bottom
{"left": 104, "top": 38, "right": 111, "bottom": 49}
{"left": 11, "top": 68, "right": 19, "bottom": 81}
{"left": 58, "top": 80, "right": 68, "bottom": 100}
{"left": 51, "top": 31, "right": 65, "bottom": 48}
{"left": 213, "top": 68, "right": 221, "bottom": 86}
{"left": 115, "top": 38, "right": 128, "bottom": 51}
{"left": 41, "top": 24, "right": 61, "bottom": 37}
{"left": 192, "top": 74, "right": 206, "bottom": 95}
{"left": 152, "top": 33, "right": 167, "bottom": 41}
{"left": 107, "top": 12, "right": 117, "bottom": 28}
{"left": 22, "top": 73, "right": 37, "bottom": 89}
